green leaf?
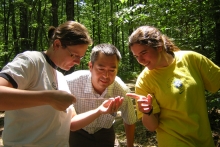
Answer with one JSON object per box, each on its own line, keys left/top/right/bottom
{"left": 120, "top": 0, "right": 128, "bottom": 4}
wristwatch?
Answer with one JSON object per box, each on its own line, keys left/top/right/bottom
{"left": 143, "top": 107, "right": 153, "bottom": 116}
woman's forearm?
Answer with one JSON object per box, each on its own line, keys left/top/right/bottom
{"left": 142, "top": 113, "right": 159, "bottom": 131}
{"left": 0, "top": 86, "right": 74, "bottom": 111}
{"left": 0, "top": 86, "right": 50, "bottom": 110}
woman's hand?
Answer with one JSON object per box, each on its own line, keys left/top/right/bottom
{"left": 126, "top": 93, "right": 152, "bottom": 114}
{"left": 47, "top": 90, "right": 76, "bottom": 111}
{"left": 126, "top": 93, "right": 158, "bottom": 131}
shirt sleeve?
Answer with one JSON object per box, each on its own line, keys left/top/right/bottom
{"left": 197, "top": 53, "right": 220, "bottom": 93}
{"left": 135, "top": 73, "right": 161, "bottom": 119}
{"left": 0, "top": 53, "right": 35, "bottom": 89}
{"left": 114, "top": 77, "right": 137, "bottom": 124}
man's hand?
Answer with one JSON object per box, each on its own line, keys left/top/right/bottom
{"left": 98, "top": 96, "right": 124, "bottom": 115}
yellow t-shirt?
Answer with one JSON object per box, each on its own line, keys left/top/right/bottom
{"left": 135, "top": 51, "right": 220, "bottom": 147}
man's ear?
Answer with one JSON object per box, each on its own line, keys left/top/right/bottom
{"left": 88, "top": 61, "right": 93, "bottom": 71}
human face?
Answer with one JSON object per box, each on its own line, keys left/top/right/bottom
{"left": 130, "top": 44, "right": 163, "bottom": 70}
{"left": 66, "top": 47, "right": 85, "bottom": 60}
{"left": 56, "top": 44, "right": 88, "bottom": 71}
{"left": 89, "top": 53, "right": 118, "bottom": 95}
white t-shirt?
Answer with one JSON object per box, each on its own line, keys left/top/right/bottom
{"left": 0, "top": 51, "right": 73, "bottom": 147}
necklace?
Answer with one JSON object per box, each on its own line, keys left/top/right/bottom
{"left": 51, "top": 67, "right": 58, "bottom": 90}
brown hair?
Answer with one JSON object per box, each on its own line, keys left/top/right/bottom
{"left": 48, "top": 21, "right": 93, "bottom": 47}
{"left": 128, "top": 26, "right": 180, "bottom": 56}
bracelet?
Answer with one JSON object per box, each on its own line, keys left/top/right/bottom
{"left": 143, "top": 107, "right": 153, "bottom": 116}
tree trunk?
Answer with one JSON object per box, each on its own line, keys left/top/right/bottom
{"left": 214, "top": 0, "right": 220, "bottom": 65}
{"left": 92, "top": 0, "right": 97, "bottom": 44}
{"left": 110, "top": 0, "right": 115, "bottom": 44}
{"left": 19, "top": 1, "right": 29, "bottom": 52}
{"left": 121, "top": 24, "right": 125, "bottom": 56}
{"left": 97, "top": 1, "right": 100, "bottom": 44}
{"left": 66, "top": 0, "right": 74, "bottom": 21}
{"left": 51, "top": 0, "right": 58, "bottom": 27}
{"left": 33, "top": 1, "right": 42, "bottom": 50}
{"left": 11, "top": 0, "right": 19, "bottom": 57}
{"left": 128, "top": 0, "right": 136, "bottom": 72}
{"left": 3, "top": 0, "right": 9, "bottom": 64}
{"left": 76, "top": 0, "right": 80, "bottom": 22}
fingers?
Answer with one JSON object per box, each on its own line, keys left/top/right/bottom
{"left": 99, "top": 99, "right": 114, "bottom": 114}
{"left": 98, "top": 96, "right": 124, "bottom": 115}
{"left": 102, "top": 99, "right": 112, "bottom": 107}
{"left": 126, "top": 93, "right": 152, "bottom": 102}
{"left": 126, "top": 93, "right": 140, "bottom": 100}
{"left": 109, "top": 96, "right": 123, "bottom": 113}
{"left": 71, "top": 94, "right": 76, "bottom": 103}
{"left": 51, "top": 91, "right": 76, "bottom": 111}
{"left": 137, "top": 94, "right": 151, "bottom": 103}
{"left": 113, "top": 96, "right": 119, "bottom": 110}
{"left": 147, "top": 94, "right": 152, "bottom": 105}
{"left": 109, "top": 97, "right": 117, "bottom": 112}
{"left": 136, "top": 94, "right": 153, "bottom": 114}
{"left": 126, "top": 93, "right": 153, "bottom": 114}
{"left": 126, "top": 93, "right": 146, "bottom": 100}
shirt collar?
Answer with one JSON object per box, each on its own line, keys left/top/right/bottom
{"left": 84, "top": 73, "right": 107, "bottom": 97}
{"left": 41, "top": 52, "right": 58, "bottom": 69}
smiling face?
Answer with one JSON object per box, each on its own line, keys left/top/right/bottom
{"left": 89, "top": 52, "right": 118, "bottom": 95}
{"left": 130, "top": 44, "right": 164, "bottom": 70}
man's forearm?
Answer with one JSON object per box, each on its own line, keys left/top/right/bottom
{"left": 70, "top": 108, "right": 101, "bottom": 131}
{"left": 124, "top": 122, "right": 135, "bottom": 147}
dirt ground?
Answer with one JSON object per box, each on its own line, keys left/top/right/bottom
{"left": 0, "top": 80, "right": 219, "bottom": 147}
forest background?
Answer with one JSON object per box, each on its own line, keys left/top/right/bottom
{"left": 0, "top": 0, "right": 220, "bottom": 146}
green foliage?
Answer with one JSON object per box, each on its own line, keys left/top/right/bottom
{"left": 119, "top": 0, "right": 128, "bottom": 4}
{"left": 206, "top": 90, "right": 220, "bottom": 133}
{"left": 206, "top": 90, "right": 220, "bottom": 110}
{"left": 1, "top": 0, "right": 219, "bottom": 83}
{"left": 118, "top": 71, "right": 139, "bottom": 82}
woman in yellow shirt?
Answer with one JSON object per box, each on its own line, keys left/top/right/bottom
{"left": 127, "top": 25, "right": 220, "bottom": 147}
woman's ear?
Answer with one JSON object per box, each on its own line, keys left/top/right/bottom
{"left": 53, "top": 39, "right": 61, "bottom": 50}
{"left": 157, "top": 46, "right": 163, "bottom": 52}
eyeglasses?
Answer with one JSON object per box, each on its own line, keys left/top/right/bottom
{"left": 66, "top": 48, "right": 84, "bottom": 60}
